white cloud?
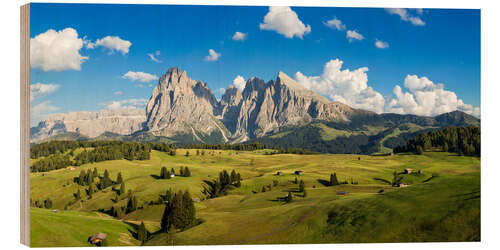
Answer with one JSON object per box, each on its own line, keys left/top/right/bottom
{"left": 323, "top": 17, "right": 346, "bottom": 31}
{"left": 233, "top": 75, "right": 246, "bottom": 92}
{"left": 295, "top": 59, "right": 385, "bottom": 113}
{"left": 31, "top": 101, "right": 59, "bottom": 126}
{"left": 148, "top": 50, "right": 162, "bottom": 63}
{"left": 30, "top": 82, "right": 60, "bottom": 101}
{"left": 375, "top": 39, "right": 389, "bottom": 49}
{"left": 386, "top": 8, "right": 426, "bottom": 26}
{"left": 114, "top": 91, "right": 124, "bottom": 96}
{"left": 87, "top": 36, "right": 131, "bottom": 55}
{"left": 385, "top": 75, "right": 480, "bottom": 117}
{"left": 122, "top": 71, "right": 159, "bottom": 83}
{"left": 101, "top": 98, "right": 148, "bottom": 110}
{"left": 205, "top": 49, "right": 221, "bottom": 61}
{"left": 232, "top": 31, "right": 248, "bottom": 41}
{"left": 294, "top": 59, "right": 480, "bottom": 118}
{"left": 30, "top": 28, "right": 88, "bottom": 71}
{"left": 346, "top": 30, "right": 364, "bottom": 42}
{"left": 259, "top": 6, "right": 311, "bottom": 39}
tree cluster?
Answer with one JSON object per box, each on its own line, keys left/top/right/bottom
{"left": 161, "top": 189, "right": 197, "bottom": 231}
{"left": 330, "top": 173, "right": 340, "bottom": 186}
{"left": 182, "top": 143, "right": 266, "bottom": 151}
{"left": 30, "top": 140, "right": 154, "bottom": 172}
{"left": 30, "top": 140, "right": 81, "bottom": 159}
{"left": 393, "top": 126, "right": 480, "bottom": 156}
{"left": 202, "top": 170, "right": 241, "bottom": 199}
{"left": 31, "top": 154, "right": 72, "bottom": 172}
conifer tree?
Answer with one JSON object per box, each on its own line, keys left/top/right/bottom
{"left": 119, "top": 182, "right": 125, "bottom": 196}
{"left": 261, "top": 186, "right": 266, "bottom": 192}
{"left": 299, "top": 180, "right": 305, "bottom": 192}
{"left": 86, "top": 169, "right": 93, "bottom": 184}
{"left": 93, "top": 167, "right": 98, "bottom": 177}
{"left": 116, "top": 172, "right": 123, "bottom": 184}
{"left": 303, "top": 188, "right": 307, "bottom": 198}
{"left": 330, "top": 173, "right": 339, "bottom": 186}
{"left": 183, "top": 167, "right": 191, "bottom": 177}
{"left": 164, "top": 188, "right": 173, "bottom": 204}
{"left": 78, "top": 170, "right": 86, "bottom": 186}
{"left": 181, "top": 190, "right": 196, "bottom": 228}
{"left": 171, "top": 191, "right": 184, "bottom": 229}
{"left": 44, "top": 198, "right": 52, "bottom": 209}
{"left": 230, "top": 170, "right": 237, "bottom": 183}
{"left": 88, "top": 183, "right": 95, "bottom": 198}
{"left": 126, "top": 195, "right": 137, "bottom": 213}
{"left": 161, "top": 199, "right": 173, "bottom": 231}
{"left": 160, "top": 166, "right": 168, "bottom": 179}
{"left": 287, "top": 191, "right": 293, "bottom": 203}
{"left": 100, "top": 169, "right": 113, "bottom": 189}
{"left": 137, "top": 221, "right": 148, "bottom": 243}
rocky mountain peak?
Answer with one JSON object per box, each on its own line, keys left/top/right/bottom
{"left": 242, "top": 77, "right": 267, "bottom": 97}
{"left": 275, "top": 71, "right": 306, "bottom": 90}
{"left": 30, "top": 108, "right": 146, "bottom": 143}
{"left": 145, "top": 67, "right": 228, "bottom": 141}
{"left": 221, "top": 85, "right": 243, "bottom": 105}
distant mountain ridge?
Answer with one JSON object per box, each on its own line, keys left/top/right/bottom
{"left": 30, "top": 67, "right": 480, "bottom": 154}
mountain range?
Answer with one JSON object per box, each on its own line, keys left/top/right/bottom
{"left": 30, "top": 67, "right": 480, "bottom": 154}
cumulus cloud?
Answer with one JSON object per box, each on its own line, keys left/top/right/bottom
{"left": 233, "top": 75, "right": 246, "bottom": 92}
{"left": 386, "top": 8, "right": 425, "bottom": 26}
{"left": 30, "top": 82, "right": 60, "bottom": 101}
{"left": 101, "top": 98, "right": 148, "bottom": 110}
{"left": 30, "top": 28, "right": 88, "bottom": 71}
{"left": 232, "top": 31, "right": 248, "bottom": 41}
{"left": 346, "top": 30, "right": 364, "bottom": 42}
{"left": 205, "top": 49, "right": 221, "bottom": 61}
{"left": 323, "top": 17, "right": 346, "bottom": 31}
{"left": 259, "top": 6, "right": 311, "bottom": 39}
{"left": 295, "top": 59, "right": 385, "bottom": 113}
{"left": 385, "top": 75, "right": 480, "bottom": 117}
{"left": 375, "top": 39, "right": 389, "bottom": 49}
{"left": 31, "top": 101, "right": 59, "bottom": 126}
{"left": 87, "top": 36, "right": 132, "bottom": 55}
{"left": 147, "top": 50, "right": 162, "bottom": 63}
{"left": 122, "top": 71, "right": 159, "bottom": 83}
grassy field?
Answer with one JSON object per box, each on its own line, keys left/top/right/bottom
{"left": 30, "top": 149, "right": 480, "bottom": 246}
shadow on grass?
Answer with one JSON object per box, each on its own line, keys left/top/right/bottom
{"left": 150, "top": 174, "right": 164, "bottom": 180}
{"left": 124, "top": 221, "right": 140, "bottom": 240}
{"left": 317, "top": 179, "right": 331, "bottom": 187}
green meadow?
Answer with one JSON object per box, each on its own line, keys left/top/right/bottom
{"left": 30, "top": 149, "right": 480, "bottom": 246}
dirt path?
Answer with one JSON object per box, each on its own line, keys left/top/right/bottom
{"left": 237, "top": 205, "right": 319, "bottom": 244}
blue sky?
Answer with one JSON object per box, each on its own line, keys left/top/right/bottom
{"left": 29, "top": 3, "right": 480, "bottom": 126}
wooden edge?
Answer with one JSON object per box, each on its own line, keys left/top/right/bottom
{"left": 20, "top": 3, "right": 30, "bottom": 247}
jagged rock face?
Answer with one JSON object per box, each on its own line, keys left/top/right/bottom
{"left": 30, "top": 109, "right": 146, "bottom": 142}
{"left": 233, "top": 71, "right": 353, "bottom": 139}
{"left": 218, "top": 85, "right": 243, "bottom": 134}
{"left": 30, "top": 67, "right": 369, "bottom": 144}
{"left": 145, "top": 67, "right": 229, "bottom": 141}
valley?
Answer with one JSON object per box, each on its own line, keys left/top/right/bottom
{"left": 30, "top": 148, "right": 480, "bottom": 246}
